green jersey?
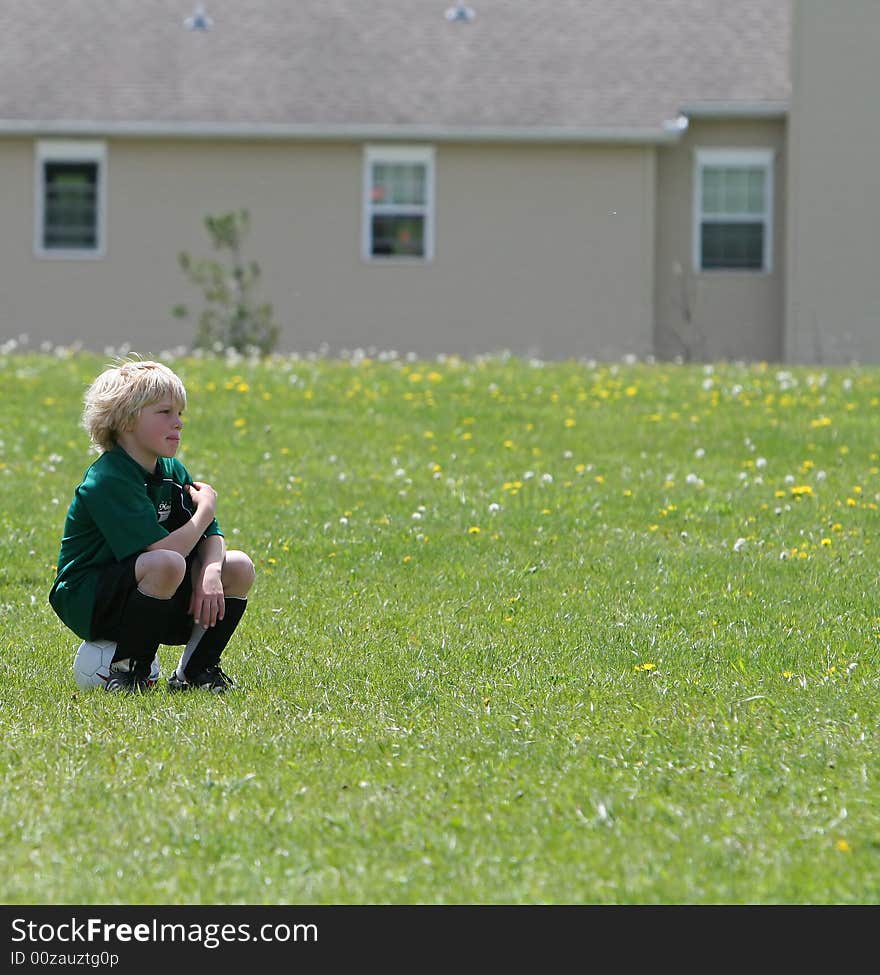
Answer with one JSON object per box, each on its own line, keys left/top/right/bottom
{"left": 49, "top": 446, "right": 223, "bottom": 640}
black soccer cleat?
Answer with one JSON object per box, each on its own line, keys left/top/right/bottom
{"left": 168, "top": 665, "right": 234, "bottom": 694}
{"left": 105, "top": 658, "right": 154, "bottom": 694}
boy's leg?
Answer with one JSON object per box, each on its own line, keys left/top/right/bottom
{"left": 170, "top": 550, "right": 254, "bottom": 692}
{"left": 96, "top": 551, "right": 187, "bottom": 692}
{"left": 173, "top": 596, "right": 247, "bottom": 679}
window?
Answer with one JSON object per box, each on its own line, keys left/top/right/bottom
{"left": 363, "top": 146, "right": 434, "bottom": 261}
{"left": 35, "top": 141, "right": 106, "bottom": 257}
{"left": 694, "top": 149, "right": 773, "bottom": 272}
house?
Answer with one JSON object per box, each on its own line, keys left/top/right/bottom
{"left": 0, "top": 1, "right": 875, "bottom": 363}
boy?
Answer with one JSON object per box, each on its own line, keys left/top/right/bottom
{"left": 50, "top": 358, "right": 255, "bottom": 693}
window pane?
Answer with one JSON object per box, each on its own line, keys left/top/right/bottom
{"left": 372, "top": 163, "right": 425, "bottom": 206}
{"left": 44, "top": 161, "right": 98, "bottom": 248}
{"left": 371, "top": 215, "right": 425, "bottom": 257}
{"left": 746, "top": 168, "right": 765, "bottom": 214}
{"left": 721, "top": 168, "right": 749, "bottom": 213}
{"left": 701, "top": 222, "right": 764, "bottom": 269}
{"left": 702, "top": 168, "right": 723, "bottom": 213}
{"left": 703, "top": 165, "right": 766, "bottom": 216}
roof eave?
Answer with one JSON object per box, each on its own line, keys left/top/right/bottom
{"left": 679, "top": 100, "right": 789, "bottom": 119}
{"left": 0, "top": 119, "right": 686, "bottom": 144}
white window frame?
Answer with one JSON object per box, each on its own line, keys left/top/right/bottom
{"left": 693, "top": 148, "right": 774, "bottom": 273}
{"left": 362, "top": 145, "right": 435, "bottom": 263}
{"left": 34, "top": 140, "right": 107, "bottom": 259}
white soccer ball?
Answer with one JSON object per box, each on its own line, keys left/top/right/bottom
{"left": 72, "top": 640, "right": 160, "bottom": 690}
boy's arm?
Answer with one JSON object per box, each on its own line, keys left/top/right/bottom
{"left": 189, "top": 532, "right": 227, "bottom": 627}
{"left": 146, "top": 481, "right": 217, "bottom": 558}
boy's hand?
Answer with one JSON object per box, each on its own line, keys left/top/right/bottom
{"left": 187, "top": 481, "right": 217, "bottom": 518}
{"left": 189, "top": 563, "right": 225, "bottom": 628}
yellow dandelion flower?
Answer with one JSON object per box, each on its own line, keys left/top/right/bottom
{"left": 468, "top": 526, "right": 481, "bottom": 534}
{"left": 835, "top": 839, "right": 851, "bottom": 853}
{"left": 233, "top": 417, "right": 247, "bottom": 428}
{"left": 564, "top": 418, "right": 576, "bottom": 428}
{"left": 634, "top": 662, "right": 656, "bottom": 672}
{"left": 236, "top": 382, "right": 250, "bottom": 393}
{"left": 782, "top": 670, "right": 794, "bottom": 679}
{"left": 821, "top": 538, "right": 831, "bottom": 547}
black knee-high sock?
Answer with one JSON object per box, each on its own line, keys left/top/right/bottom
{"left": 111, "top": 588, "right": 176, "bottom": 665}
{"left": 182, "top": 597, "right": 247, "bottom": 677}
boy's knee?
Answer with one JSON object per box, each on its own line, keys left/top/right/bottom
{"left": 137, "top": 550, "right": 187, "bottom": 593}
{"left": 224, "top": 550, "right": 255, "bottom": 596}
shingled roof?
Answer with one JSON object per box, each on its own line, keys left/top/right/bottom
{"left": 0, "top": 0, "right": 790, "bottom": 140}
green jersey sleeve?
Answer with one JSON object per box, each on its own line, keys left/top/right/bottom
{"left": 77, "top": 466, "right": 169, "bottom": 561}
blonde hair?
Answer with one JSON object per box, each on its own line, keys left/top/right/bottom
{"left": 82, "top": 358, "right": 187, "bottom": 453}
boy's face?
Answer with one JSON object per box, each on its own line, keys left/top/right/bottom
{"left": 122, "top": 398, "right": 184, "bottom": 465}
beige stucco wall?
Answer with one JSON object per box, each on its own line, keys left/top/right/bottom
{"left": 654, "top": 119, "right": 786, "bottom": 362}
{"left": 0, "top": 138, "right": 656, "bottom": 361}
{"left": 786, "top": 0, "right": 880, "bottom": 364}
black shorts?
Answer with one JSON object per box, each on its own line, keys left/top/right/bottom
{"left": 91, "top": 553, "right": 196, "bottom": 646}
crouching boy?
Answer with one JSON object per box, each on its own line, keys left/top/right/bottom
{"left": 50, "top": 358, "right": 255, "bottom": 693}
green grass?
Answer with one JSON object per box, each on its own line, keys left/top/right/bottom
{"left": 2, "top": 350, "right": 879, "bottom": 904}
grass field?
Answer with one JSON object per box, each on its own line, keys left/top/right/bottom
{"left": 1, "top": 348, "right": 879, "bottom": 905}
